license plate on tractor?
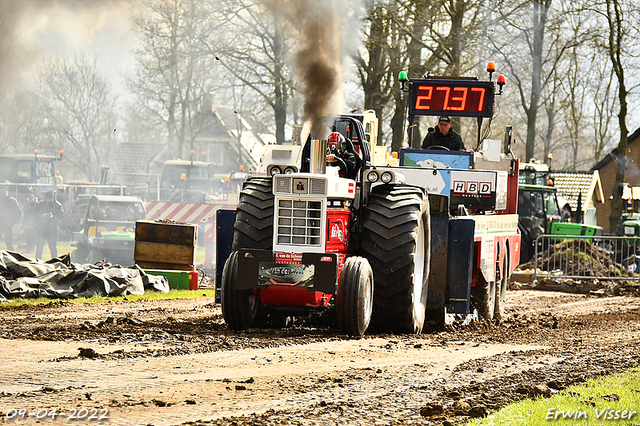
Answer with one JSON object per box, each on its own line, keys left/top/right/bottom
{"left": 258, "top": 263, "right": 315, "bottom": 287}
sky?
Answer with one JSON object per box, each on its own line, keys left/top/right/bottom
{"left": 7, "top": 0, "right": 140, "bottom": 96}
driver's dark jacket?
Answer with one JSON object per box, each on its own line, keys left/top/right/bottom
{"left": 421, "top": 128, "right": 465, "bottom": 150}
{"left": 330, "top": 151, "right": 359, "bottom": 180}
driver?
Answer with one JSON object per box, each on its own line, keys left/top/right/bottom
{"left": 326, "top": 132, "right": 359, "bottom": 180}
{"left": 421, "top": 116, "right": 465, "bottom": 151}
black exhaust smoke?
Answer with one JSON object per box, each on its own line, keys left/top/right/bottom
{"left": 267, "top": 0, "right": 341, "bottom": 139}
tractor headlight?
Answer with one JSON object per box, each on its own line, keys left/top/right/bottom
{"left": 284, "top": 167, "right": 296, "bottom": 174}
{"left": 381, "top": 171, "right": 393, "bottom": 183}
{"left": 270, "top": 166, "right": 282, "bottom": 176}
{"left": 367, "top": 171, "right": 379, "bottom": 183}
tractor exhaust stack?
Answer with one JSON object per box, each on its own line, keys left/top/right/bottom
{"left": 310, "top": 139, "right": 327, "bottom": 174}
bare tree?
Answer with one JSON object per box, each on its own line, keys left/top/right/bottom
{"left": 590, "top": 57, "right": 617, "bottom": 163}
{"left": 355, "top": 0, "right": 493, "bottom": 152}
{"left": 490, "top": 0, "right": 551, "bottom": 162}
{"left": 356, "top": 3, "right": 392, "bottom": 139}
{"left": 526, "top": 0, "right": 552, "bottom": 162}
{"left": 591, "top": 0, "right": 636, "bottom": 231}
{"left": 555, "top": 5, "right": 591, "bottom": 170}
{"left": 128, "top": 0, "right": 218, "bottom": 158}
{"left": 38, "top": 54, "right": 119, "bottom": 182}
{"left": 489, "top": 0, "right": 586, "bottom": 162}
{"left": 200, "top": 0, "right": 296, "bottom": 144}
{"left": 0, "top": 90, "right": 47, "bottom": 155}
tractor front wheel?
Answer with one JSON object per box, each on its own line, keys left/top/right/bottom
{"left": 362, "top": 185, "right": 430, "bottom": 334}
{"left": 337, "top": 256, "right": 374, "bottom": 337}
{"left": 221, "top": 251, "right": 259, "bottom": 331}
{"left": 233, "top": 178, "right": 274, "bottom": 251}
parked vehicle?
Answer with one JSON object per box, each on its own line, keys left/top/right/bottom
{"left": 518, "top": 184, "right": 603, "bottom": 263}
{"left": 72, "top": 195, "right": 146, "bottom": 266}
{"left": 0, "top": 152, "right": 62, "bottom": 203}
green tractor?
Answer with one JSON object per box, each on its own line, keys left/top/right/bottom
{"left": 618, "top": 213, "right": 640, "bottom": 237}
{"left": 518, "top": 184, "right": 602, "bottom": 263}
{"left": 615, "top": 212, "right": 640, "bottom": 264}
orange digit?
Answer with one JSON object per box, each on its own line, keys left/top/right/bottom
{"left": 415, "top": 86, "right": 433, "bottom": 110}
{"left": 450, "top": 87, "right": 468, "bottom": 111}
{"left": 471, "top": 87, "right": 486, "bottom": 111}
{"left": 436, "top": 86, "right": 451, "bottom": 109}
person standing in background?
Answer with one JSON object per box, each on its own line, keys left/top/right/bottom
{"left": 35, "top": 191, "right": 64, "bottom": 259}
{"left": 22, "top": 191, "right": 39, "bottom": 252}
{"left": 0, "top": 186, "right": 23, "bottom": 251}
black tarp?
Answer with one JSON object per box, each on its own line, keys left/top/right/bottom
{"left": 0, "top": 251, "right": 169, "bottom": 301}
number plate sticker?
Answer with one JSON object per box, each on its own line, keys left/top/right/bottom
{"left": 258, "top": 263, "right": 315, "bottom": 287}
{"left": 625, "top": 226, "right": 636, "bottom": 235}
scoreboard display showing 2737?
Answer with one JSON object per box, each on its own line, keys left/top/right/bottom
{"left": 408, "top": 79, "right": 495, "bottom": 118}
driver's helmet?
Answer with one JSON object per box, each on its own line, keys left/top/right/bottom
{"left": 327, "top": 132, "right": 346, "bottom": 155}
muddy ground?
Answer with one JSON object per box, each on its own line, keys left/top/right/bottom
{"left": 0, "top": 286, "right": 639, "bottom": 426}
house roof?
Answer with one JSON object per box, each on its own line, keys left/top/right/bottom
{"left": 111, "top": 143, "right": 159, "bottom": 178}
{"left": 590, "top": 127, "right": 640, "bottom": 172}
{"left": 549, "top": 170, "right": 604, "bottom": 210}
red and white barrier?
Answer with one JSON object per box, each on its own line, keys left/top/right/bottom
{"left": 145, "top": 201, "right": 235, "bottom": 268}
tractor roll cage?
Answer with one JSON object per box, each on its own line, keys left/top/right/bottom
{"left": 300, "top": 115, "right": 372, "bottom": 184}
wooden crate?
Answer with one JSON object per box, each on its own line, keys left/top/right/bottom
{"left": 134, "top": 220, "right": 197, "bottom": 271}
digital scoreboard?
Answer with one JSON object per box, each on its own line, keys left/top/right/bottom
{"left": 408, "top": 79, "right": 495, "bottom": 118}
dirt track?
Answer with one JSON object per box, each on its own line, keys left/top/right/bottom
{"left": 1, "top": 289, "right": 640, "bottom": 425}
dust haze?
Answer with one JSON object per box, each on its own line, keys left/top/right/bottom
{"left": 0, "top": 0, "right": 139, "bottom": 92}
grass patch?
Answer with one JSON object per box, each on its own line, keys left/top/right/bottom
{"left": 467, "top": 368, "right": 640, "bottom": 425}
{"left": 0, "top": 289, "right": 216, "bottom": 308}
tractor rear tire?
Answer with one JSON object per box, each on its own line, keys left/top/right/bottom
{"left": 472, "top": 278, "right": 496, "bottom": 321}
{"left": 337, "top": 256, "right": 374, "bottom": 337}
{"left": 232, "top": 177, "right": 274, "bottom": 251}
{"left": 362, "top": 185, "right": 430, "bottom": 334}
{"left": 221, "top": 251, "right": 259, "bottom": 331}
{"left": 518, "top": 223, "right": 534, "bottom": 264}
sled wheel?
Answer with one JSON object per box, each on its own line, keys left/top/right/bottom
{"left": 472, "top": 277, "right": 496, "bottom": 321}
{"left": 233, "top": 177, "right": 274, "bottom": 251}
{"left": 518, "top": 223, "right": 534, "bottom": 264}
{"left": 337, "top": 256, "right": 374, "bottom": 337}
{"left": 221, "top": 251, "right": 258, "bottom": 331}
{"left": 362, "top": 185, "right": 430, "bottom": 334}
{"left": 72, "top": 248, "right": 88, "bottom": 264}
{"left": 494, "top": 252, "right": 509, "bottom": 322}
{"left": 88, "top": 249, "right": 103, "bottom": 264}
{"left": 426, "top": 307, "right": 446, "bottom": 327}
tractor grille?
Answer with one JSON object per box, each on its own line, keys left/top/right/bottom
{"left": 310, "top": 179, "right": 326, "bottom": 195}
{"left": 276, "top": 199, "right": 322, "bottom": 246}
{"left": 275, "top": 177, "right": 292, "bottom": 193}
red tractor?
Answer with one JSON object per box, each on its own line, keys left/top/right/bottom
{"left": 221, "top": 114, "right": 429, "bottom": 336}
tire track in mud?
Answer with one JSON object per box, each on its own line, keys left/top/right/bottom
{"left": 0, "top": 291, "right": 639, "bottom": 425}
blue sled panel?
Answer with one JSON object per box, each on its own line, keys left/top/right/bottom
{"left": 215, "top": 209, "right": 237, "bottom": 303}
{"left": 446, "top": 218, "right": 475, "bottom": 314}
{"left": 426, "top": 214, "right": 449, "bottom": 324}
{"left": 399, "top": 149, "right": 473, "bottom": 169}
